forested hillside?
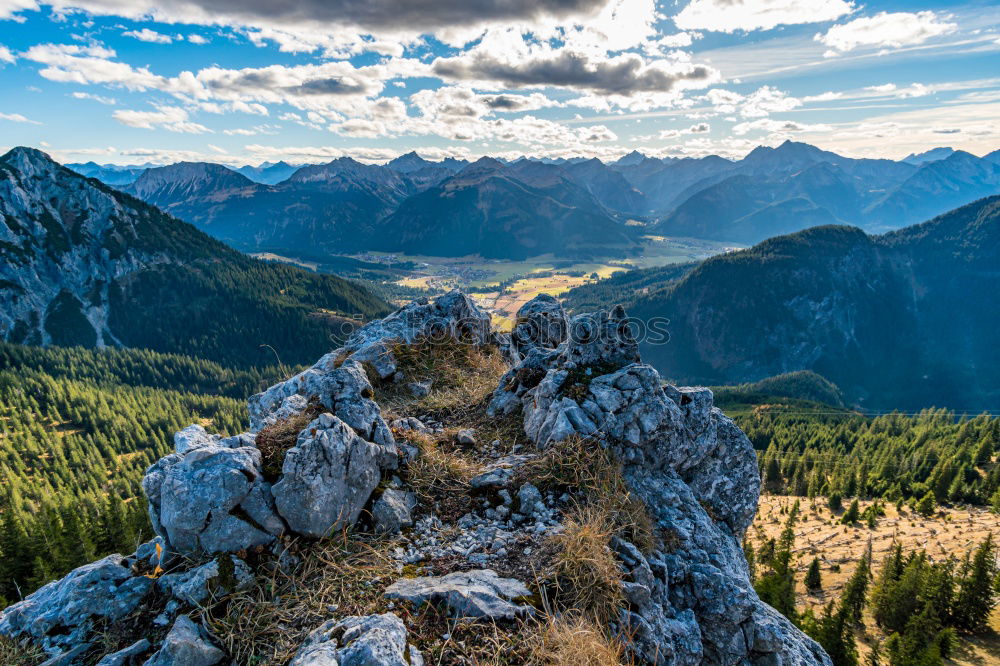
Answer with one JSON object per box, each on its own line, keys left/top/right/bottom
{"left": 0, "top": 343, "right": 287, "bottom": 606}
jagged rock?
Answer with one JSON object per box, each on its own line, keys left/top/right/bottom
{"left": 173, "top": 425, "right": 220, "bottom": 454}
{"left": 289, "top": 613, "right": 422, "bottom": 666}
{"left": 0, "top": 555, "right": 152, "bottom": 652}
{"left": 143, "top": 444, "right": 285, "bottom": 555}
{"left": 384, "top": 569, "right": 532, "bottom": 620}
{"left": 40, "top": 644, "right": 92, "bottom": 665}
{"left": 272, "top": 414, "right": 384, "bottom": 538}
{"left": 248, "top": 360, "right": 395, "bottom": 457}
{"left": 516, "top": 483, "right": 542, "bottom": 515}
{"left": 486, "top": 305, "right": 828, "bottom": 664}
{"left": 156, "top": 556, "right": 253, "bottom": 606}
{"left": 456, "top": 429, "right": 476, "bottom": 445}
{"left": 510, "top": 293, "right": 568, "bottom": 358}
{"left": 372, "top": 489, "right": 416, "bottom": 535}
{"left": 96, "top": 639, "right": 151, "bottom": 666}
{"left": 389, "top": 417, "right": 429, "bottom": 434}
{"left": 143, "top": 615, "right": 224, "bottom": 666}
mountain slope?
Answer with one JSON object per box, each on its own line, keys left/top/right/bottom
{"left": 125, "top": 162, "right": 258, "bottom": 208}
{"left": 375, "top": 158, "right": 639, "bottom": 259}
{"left": 0, "top": 147, "right": 389, "bottom": 366}
{"left": 582, "top": 196, "right": 1000, "bottom": 409}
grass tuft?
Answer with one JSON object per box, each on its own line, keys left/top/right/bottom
{"left": 529, "top": 614, "right": 629, "bottom": 666}
{"left": 547, "top": 504, "right": 626, "bottom": 625}
{"left": 0, "top": 636, "right": 44, "bottom": 666}
{"left": 519, "top": 437, "right": 656, "bottom": 553}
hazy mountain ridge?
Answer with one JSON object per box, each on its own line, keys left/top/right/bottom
{"left": 76, "top": 141, "right": 1000, "bottom": 257}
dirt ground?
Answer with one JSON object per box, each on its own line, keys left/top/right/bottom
{"left": 752, "top": 495, "right": 1000, "bottom": 664}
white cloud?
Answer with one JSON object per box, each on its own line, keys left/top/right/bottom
{"left": 803, "top": 91, "right": 841, "bottom": 102}
{"left": 223, "top": 123, "right": 279, "bottom": 136}
{"left": 675, "top": 0, "right": 854, "bottom": 33}
{"left": 817, "top": 11, "right": 956, "bottom": 54}
{"left": 0, "top": 44, "right": 14, "bottom": 64}
{"left": 0, "top": 112, "right": 40, "bottom": 124}
{"left": 658, "top": 122, "right": 710, "bottom": 138}
{"left": 24, "top": 43, "right": 166, "bottom": 90}
{"left": 732, "top": 117, "right": 830, "bottom": 135}
{"left": 123, "top": 28, "right": 173, "bottom": 43}
{"left": 72, "top": 91, "right": 117, "bottom": 104}
{"left": 113, "top": 105, "right": 212, "bottom": 133}
{"left": 187, "top": 34, "right": 209, "bottom": 44}
{"left": 703, "top": 86, "right": 800, "bottom": 118}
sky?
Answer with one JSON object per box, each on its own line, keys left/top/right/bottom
{"left": 0, "top": 0, "right": 998, "bottom": 166}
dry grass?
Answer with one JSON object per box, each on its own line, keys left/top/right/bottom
{"left": 520, "top": 437, "right": 655, "bottom": 553}
{"left": 254, "top": 399, "right": 324, "bottom": 480}
{"left": 529, "top": 615, "right": 629, "bottom": 666}
{"left": 403, "top": 431, "right": 481, "bottom": 499}
{"left": 378, "top": 338, "right": 508, "bottom": 417}
{"left": 204, "top": 536, "right": 399, "bottom": 665}
{"left": 0, "top": 636, "right": 44, "bottom": 666}
{"left": 547, "top": 504, "right": 626, "bottom": 625}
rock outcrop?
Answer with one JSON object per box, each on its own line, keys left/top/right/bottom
{"left": 0, "top": 291, "right": 828, "bottom": 665}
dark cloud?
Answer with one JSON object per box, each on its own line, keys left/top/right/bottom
{"left": 433, "top": 51, "right": 716, "bottom": 95}
{"left": 484, "top": 94, "right": 541, "bottom": 110}
{"left": 144, "top": 0, "right": 609, "bottom": 32}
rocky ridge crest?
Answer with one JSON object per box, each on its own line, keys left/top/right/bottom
{"left": 0, "top": 291, "right": 829, "bottom": 665}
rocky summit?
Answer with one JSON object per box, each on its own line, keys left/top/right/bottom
{"left": 0, "top": 291, "right": 830, "bottom": 665}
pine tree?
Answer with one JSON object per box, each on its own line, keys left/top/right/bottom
{"left": 805, "top": 557, "right": 823, "bottom": 591}
{"left": 841, "top": 499, "right": 861, "bottom": 525}
{"left": 915, "top": 490, "right": 936, "bottom": 517}
{"left": 952, "top": 534, "right": 999, "bottom": 632}
{"left": 839, "top": 544, "right": 871, "bottom": 625}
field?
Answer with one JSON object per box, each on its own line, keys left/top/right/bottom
{"left": 752, "top": 495, "right": 1000, "bottom": 664}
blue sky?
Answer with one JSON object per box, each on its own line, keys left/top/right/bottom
{"left": 0, "top": 0, "right": 998, "bottom": 166}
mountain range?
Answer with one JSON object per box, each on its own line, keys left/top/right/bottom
{"left": 565, "top": 195, "right": 1000, "bottom": 410}
{"left": 70, "top": 142, "right": 1000, "bottom": 258}
{"left": 0, "top": 147, "right": 389, "bottom": 367}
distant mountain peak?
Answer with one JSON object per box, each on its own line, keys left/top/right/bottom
{"left": 614, "top": 150, "right": 648, "bottom": 167}
{"left": 386, "top": 151, "right": 434, "bottom": 173}
{"left": 903, "top": 147, "right": 956, "bottom": 165}
{"left": 1, "top": 146, "right": 60, "bottom": 176}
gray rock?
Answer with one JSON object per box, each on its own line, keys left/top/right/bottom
{"left": 0, "top": 555, "right": 152, "bottom": 652}
{"left": 143, "top": 615, "right": 224, "bottom": 666}
{"left": 173, "top": 425, "right": 220, "bottom": 454}
{"left": 406, "top": 380, "right": 433, "bottom": 398}
{"left": 156, "top": 556, "right": 253, "bottom": 606}
{"left": 516, "top": 483, "right": 543, "bottom": 515}
{"left": 96, "top": 639, "right": 151, "bottom": 666}
{"left": 290, "top": 613, "right": 421, "bottom": 666}
{"left": 456, "top": 429, "right": 476, "bottom": 445}
{"left": 272, "top": 414, "right": 384, "bottom": 538}
{"left": 40, "top": 644, "right": 92, "bottom": 665}
{"left": 143, "top": 444, "right": 284, "bottom": 555}
{"left": 372, "top": 489, "right": 416, "bottom": 535}
{"left": 510, "top": 293, "right": 568, "bottom": 358}
{"left": 384, "top": 569, "right": 532, "bottom": 620}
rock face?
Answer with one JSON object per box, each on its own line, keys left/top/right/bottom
{"left": 384, "top": 570, "right": 533, "bottom": 620}
{"left": 290, "top": 613, "right": 422, "bottom": 666}
{"left": 491, "top": 303, "right": 829, "bottom": 664}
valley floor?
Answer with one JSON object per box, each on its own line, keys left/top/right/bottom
{"left": 752, "top": 495, "right": 1000, "bottom": 664}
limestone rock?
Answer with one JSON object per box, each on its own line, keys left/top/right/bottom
{"left": 0, "top": 555, "right": 152, "bottom": 652}
{"left": 156, "top": 556, "right": 253, "bottom": 606}
{"left": 272, "top": 414, "right": 384, "bottom": 538}
{"left": 290, "top": 613, "right": 421, "bottom": 666}
{"left": 384, "top": 569, "right": 532, "bottom": 620}
{"left": 96, "top": 639, "right": 151, "bottom": 666}
{"left": 510, "top": 293, "right": 568, "bottom": 358}
{"left": 143, "top": 444, "right": 284, "bottom": 555}
{"left": 372, "top": 489, "right": 416, "bottom": 535}
{"left": 143, "top": 615, "right": 224, "bottom": 666}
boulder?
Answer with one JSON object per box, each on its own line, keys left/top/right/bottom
{"left": 143, "top": 445, "right": 284, "bottom": 555}
{"left": 272, "top": 414, "right": 384, "bottom": 538}
{"left": 0, "top": 555, "right": 152, "bottom": 652}
{"left": 372, "top": 489, "right": 416, "bottom": 535}
{"left": 509, "top": 293, "right": 568, "bottom": 358}
{"left": 289, "top": 613, "right": 422, "bottom": 666}
{"left": 156, "top": 556, "right": 253, "bottom": 606}
{"left": 384, "top": 569, "right": 533, "bottom": 620}
{"left": 143, "top": 615, "right": 224, "bottom": 666}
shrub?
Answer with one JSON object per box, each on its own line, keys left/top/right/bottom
{"left": 529, "top": 615, "right": 627, "bottom": 666}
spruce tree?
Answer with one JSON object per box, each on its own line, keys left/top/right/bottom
{"left": 952, "top": 534, "right": 999, "bottom": 632}
{"left": 805, "top": 558, "right": 823, "bottom": 591}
